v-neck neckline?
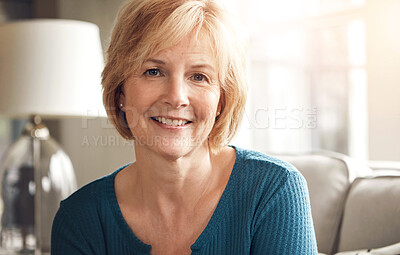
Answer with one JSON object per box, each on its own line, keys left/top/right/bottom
{"left": 107, "top": 145, "right": 241, "bottom": 253}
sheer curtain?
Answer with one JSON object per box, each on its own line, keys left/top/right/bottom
{"left": 227, "top": 0, "right": 368, "bottom": 160}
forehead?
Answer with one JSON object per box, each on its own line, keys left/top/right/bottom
{"left": 148, "top": 33, "right": 216, "bottom": 65}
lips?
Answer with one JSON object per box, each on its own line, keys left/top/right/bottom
{"left": 151, "top": 117, "right": 191, "bottom": 127}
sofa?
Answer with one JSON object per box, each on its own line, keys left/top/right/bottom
{"left": 277, "top": 151, "right": 400, "bottom": 255}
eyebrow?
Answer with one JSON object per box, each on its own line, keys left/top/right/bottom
{"left": 143, "top": 58, "right": 216, "bottom": 71}
{"left": 190, "top": 64, "right": 216, "bottom": 71}
{"left": 144, "top": 58, "right": 165, "bottom": 65}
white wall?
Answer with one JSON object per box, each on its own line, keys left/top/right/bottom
{"left": 366, "top": 0, "right": 400, "bottom": 161}
{"left": 58, "top": 0, "right": 127, "bottom": 51}
{"left": 57, "top": 0, "right": 134, "bottom": 187}
{"left": 59, "top": 118, "right": 133, "bottom": 188}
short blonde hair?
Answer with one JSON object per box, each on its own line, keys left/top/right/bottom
{"left": 102, "top": 0, "right": 247, "bottom": 152}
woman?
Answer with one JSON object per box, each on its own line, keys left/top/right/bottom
{"left": 51, "top": 0, "right": 318, "bottom": 254}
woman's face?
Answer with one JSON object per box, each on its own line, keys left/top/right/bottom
{"left": 121, "top": 35, "right": 221, "bottom": 160}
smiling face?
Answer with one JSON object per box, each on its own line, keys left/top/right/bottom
{"left": 120, "top": 35, "right": 221, "bottom": 160}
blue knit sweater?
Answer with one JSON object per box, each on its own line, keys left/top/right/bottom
{"left": 51, "top": 147, "right": 317, "bottom": 254}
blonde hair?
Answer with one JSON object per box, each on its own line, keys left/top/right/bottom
{"left": 102, "top": 0, "right": 247, "bottom": 152}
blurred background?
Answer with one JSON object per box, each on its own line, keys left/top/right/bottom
{"left": 0, "top": 0, "right": 399, "bottom": 188}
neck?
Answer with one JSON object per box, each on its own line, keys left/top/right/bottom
{"left": 128, "top": 142, "right": 218, "bottom": 216}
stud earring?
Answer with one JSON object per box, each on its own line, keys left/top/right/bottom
{"left": 119, "top": 103, "right": 123, "bottom": 108}
{"left": 216, "top": 111, "right": 220, "bottom": 116}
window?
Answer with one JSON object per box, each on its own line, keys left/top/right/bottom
{"left": 227, "top": 0, "right": 367, "bottom": 160}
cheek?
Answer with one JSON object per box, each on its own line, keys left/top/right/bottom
{"left": 124, "top": 107, "right": 140, "bottom": 131}
{"left": 123, "top": 89, "right": 157, "bottom": 130}
{"left": 194, "top": 90, "right": 220, "bottom": 122}
{"left": 124, "top": 84, "right": 161, "bottom": 116}
{"left": 207, "top": 88, "right": 221, "bottom": 112}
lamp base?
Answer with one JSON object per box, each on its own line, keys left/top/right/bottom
{"left": 0, "top": 116, "right": 77, "bottom": 254}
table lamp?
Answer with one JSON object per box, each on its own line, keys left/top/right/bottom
{"left": 0, "top": 19, "right": 106, "bottom": 254}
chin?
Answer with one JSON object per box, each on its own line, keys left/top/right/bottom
{"left": 153, "top": 137, "right": 207, "bottom": 161}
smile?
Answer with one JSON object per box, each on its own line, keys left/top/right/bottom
{"left": 151, "top": 117, "right": 191, "bottom": 127}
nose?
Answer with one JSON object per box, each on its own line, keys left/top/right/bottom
{"left": 162, "top": 76, "right": 189, "bottom": 108}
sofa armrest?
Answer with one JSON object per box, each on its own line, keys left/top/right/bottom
{"left": 279, "top": 152, "right": 358, "bottom": 255}
{"left": 337, "top": 173, "right": 400, "bottom": 252}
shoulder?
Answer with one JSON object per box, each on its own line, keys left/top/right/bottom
{"left": 56, "top": 163, "right": 130, "bottom": 221}
{"left": 233, "top": 146, "right": 301, "bottom": 181}
{"left": 53, "top": 174, "right": 111, "bottom": 237}
{"left": 60, "top": 173, "right": 110, "bottom": 211}
{"left": 235, "top": 148, "right": 317, "bottom": 253}
{"left": 52, "top": 165, "right": 130, "bottom": 252}
{"left": 52, "top": 164, "right": 134, "bottom": 254}
{"left": 230, "top": 146, "right": 307, "bottom": 203}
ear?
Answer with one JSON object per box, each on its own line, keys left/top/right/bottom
{"left": 119, "top": 87, "right": 126, "bottom": 112}
{"left": 216, "top": 95, "right": 222, "bottom": 116}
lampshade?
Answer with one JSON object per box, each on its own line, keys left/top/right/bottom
{"left": 0, "top": 19, "right": 106, "bottom": 118}
{"left": 0, "top": 19, "right": 106, "bottom": 254}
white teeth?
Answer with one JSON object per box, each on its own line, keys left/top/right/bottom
{"left": 155, "top": 117, "right": 188, "bottom": 126}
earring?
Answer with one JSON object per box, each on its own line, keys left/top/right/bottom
{"left": 216, "top": 111, "right": 220, "bottom": 116}
{"left": 119, "top": 103, "right": 123, "bottom": 108}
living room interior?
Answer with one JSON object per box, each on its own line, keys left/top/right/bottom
{"left": 0, "top": 0, "right": 399, "bottom": 254}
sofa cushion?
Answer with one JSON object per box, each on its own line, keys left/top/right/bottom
{"left": 337, "top": 174, "right": 400, "bottom": 252}
{"left": 280, "top": 152, "right": 357, "bottom": 255}
{"left": 335, "top": 241, "right": 400, "bottom": 255}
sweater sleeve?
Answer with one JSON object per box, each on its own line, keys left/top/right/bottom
{"left": 250, "top": 171, "right": 318, "bottom": 255}
{"left": 51, "top": 204, "right": 95, "bottom": 255}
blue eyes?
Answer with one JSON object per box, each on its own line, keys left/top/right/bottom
{"left": 193, "top": 73, "right": 206, "bottom": 82}
{"left": 145, "top": 69, "right": 161, "bottom": 76}
{"left": 143, "top": 69, "right": 209, "bottom": 83}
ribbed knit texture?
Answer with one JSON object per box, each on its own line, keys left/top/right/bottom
{"left": 51, "top": 146, "right": 317, "bottom": 254}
